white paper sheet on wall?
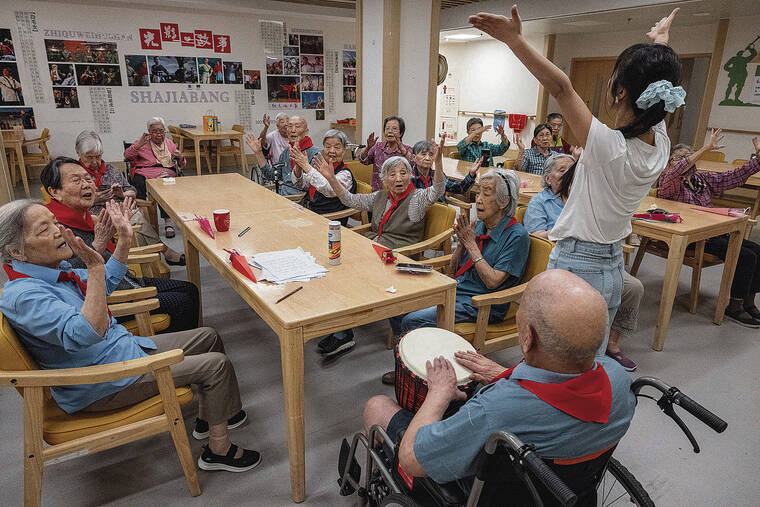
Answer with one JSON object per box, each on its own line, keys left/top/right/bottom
{"left": 260, "top": 20, "right": 285, "bottom": 54}
{"left": 14, "top": 10, "right": 46, "bottom": 103}
{"left": 90, "top": 87, "right": 112, "bottom": 133}
{"left": 235, "top": 89, "right": 254, "bottom": 130}
{"left": 325, "top": 49, "right": 338, "bottom": 114}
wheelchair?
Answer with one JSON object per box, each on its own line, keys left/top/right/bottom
{"left": 337, "top": 376, "right": 727, "bottom": 506}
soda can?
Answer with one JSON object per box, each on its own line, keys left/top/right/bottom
{"left": 328, "top": 221, "right": 341, "bottom": 265}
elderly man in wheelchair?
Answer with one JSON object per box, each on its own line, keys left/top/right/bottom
{"left": 346, "top": 270, "right": 638, "bottom": 506}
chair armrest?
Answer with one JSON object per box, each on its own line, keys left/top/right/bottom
{"left": 470, "top": 283, "right": 528, "bottom": 307}
{"left": 445, "top": 195, "right": 472, "bottom": 210}
{"left": 284, "top": 193, "right": 305, "bottom": 202}
{"left": 130, "top": 244, "right": 166, "bottom": 255}
{"left": 393, "top": 229, "right": 453, "bottom": 257}
{"left": 351, "top": 223, "right": 372, "bottom": 234}
{"left": 0, "top": 349, "right": 184, "bottom": 387}
{"left": 135, "top": 198, "right": 154, "bottom": 207}
{"left": 127, "top": 252, "right": 161, "bottom": 265}
{"left": 622, "top": 243, "right": 635, "bottom": 255}
{"left": 426, "top": 255, "right": 453, "bottom": 272}
{"left": 323, "top": 208, "right": 359, "bottom": 221}
{"left": 22, "top": 138, "right": 42, "bottom": 146}
{"left": 107, "top": 286, "right": 158, "bottom": 304}
{"left": 108, "top": 297, "right": 161, "bottom": 318}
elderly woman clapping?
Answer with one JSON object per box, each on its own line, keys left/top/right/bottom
{"left": 124, "top": 117, "right": 185, "bottom": 238}
{"left": 514, "top": 123, "right": 554, "bottom": 175}
{"left": 523, "top": 153, "right": 577, "bottom": 239}
{"left": 76, "top": 130, "right": 184, "bottom": 265}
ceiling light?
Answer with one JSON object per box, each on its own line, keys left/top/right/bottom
{"left": 444, "top": 33, "right": 481, "bottom": 41}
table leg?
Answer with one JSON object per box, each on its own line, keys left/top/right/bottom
{"left": 714, "top": 229, "right": 743, "bottom": 325}
{"left": 15, "top": 144, "right": 29, "bottom": 198}
{"left": 216, "top": 140, "right": 221, "bottom": 173}
{"left": 436, "top": 287, "right": 457, "bottom": 331}
{"left": 652, "top": 234, "right": 688, "bottom": 351}
{"left": 238, "top": 136, "right": 247, "bottom": 176}
{"left": 194, "top": 143, "right": 202, "bottom": 176}
{"left": 183, "top": 237, "right": 203, "bottom": 326}
{"left": 279, "top": 328, "right": 306, "bottom": 503}
{"left": 748, "top": 190, "right": 760, "bottom": 239}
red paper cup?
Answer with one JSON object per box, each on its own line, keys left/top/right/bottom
{"left": 213, "top": 209, "right": 230, "bottom": 232}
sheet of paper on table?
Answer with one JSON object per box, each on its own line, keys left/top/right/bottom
{"left": 248, "top": 247, "right": 328, "bottom": 284}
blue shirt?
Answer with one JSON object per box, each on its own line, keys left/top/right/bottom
{"left": 519, "top": 147, "right": 552, "bottom": 175}
{"left": 456, "top": 138, "right": 509, "bottom": 166}
{"left": 0, "top": 258, "right": 157, "bottom": 413}
{"left": 455, "top": 215, "right": 530, "bottom": 322}
{"left": 524, "top": 188, "right": 565, "bottom": 233}
{"left": 263, "top": 145, "right": 320, "bottom": 196}
{"left": 414, "top": 357, "right": 636, "bottom": 483}
{"left": 411, "top": 165, "right": 476, "bottom": 202}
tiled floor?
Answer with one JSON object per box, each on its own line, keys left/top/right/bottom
{"left": 1, "top": 182, "right": 758, "bottom": 506}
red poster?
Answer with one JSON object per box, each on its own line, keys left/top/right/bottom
{"left": 194, "top": 29, "right": 213, "bottom": 49}
{"left": 180, "top": 31, "right": 195, "bottom": 47}
{"left": 160, "top": 23, "right": 179, "bottom": 42}
{"left": 214, "top": 34, "right": 231, "bottom": 53}
{"left": 139, "top": 28, "right": 162, "bottom": 50}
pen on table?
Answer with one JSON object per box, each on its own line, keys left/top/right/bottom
{"left": 276, "top": 286, "right": 303, "bottom": 304}
{"left": 238, "top": 226, "right": 251, "bottom": 237}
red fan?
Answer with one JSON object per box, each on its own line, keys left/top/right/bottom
{"left": 223, "top": 249, "right": 257, "bottom": 282}
{"left": 194, "top": 214, "right": 215, "bottom": 238}
{"left": 372, "top": 244, "right": 397, "bottom": 264}
{"left": 508, "top": 114, "right": 527, "bottom": 133}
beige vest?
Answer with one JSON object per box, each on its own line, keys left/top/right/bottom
{"left": 368, "top": 190, "right": 424, "bottom": 249}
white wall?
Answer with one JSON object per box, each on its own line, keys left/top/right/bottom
{"left": 398, "top": 0, "right": 433, "bottom": 144}
{"left": 2, "top": 0, "right": 355, "bottom": 163}
{"left": 437, "top": 35, "right": 543, "bottom": 145}
{"left": 360, "top": 0, "right": 383, "bottom": 142}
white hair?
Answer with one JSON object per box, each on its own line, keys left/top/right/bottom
{"left": 0, "top": 199, "right": 38, "bottom": 264}
{"left": 380, "top": 156, "right": 412, "bottom": 180}
{"left": 480, "top": 169, "right": 519, "bottom": 217}
{"left": 274, "top": 113, "right": 289, "bottom": 123}
{"left": 147, "top": 117, "right": 166, "bottom": 130}
{"left": 323, "top": 129, "right": 348, "bottom": 148}
{"left": 542, "top": 153, "right": 575, "bottom": 188}
{"left": 75, "top": 130, "right": 103, "bottom": 156}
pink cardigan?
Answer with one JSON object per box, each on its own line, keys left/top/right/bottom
{"left": 124, "top": 138, "right": 180, "bottom": 179}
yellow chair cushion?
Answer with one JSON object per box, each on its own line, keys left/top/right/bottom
{"left": 424, "top": 203, "right": 455, "bottom": 239}
{"left": 345, "top": 160, "right": 373, "bottom": 186}
{"left": 515, "top": 205, "right": 527, "bottom": 225}
{"left": 122, "top": 313, "right": 171, "bottom": 335}
{"left": 0, "top": 310, "right": 38, "bottom": 371}
{"left": 156, "top": 260, "right": 171, "bottom": 279}
{"left": 43, "top": 387, "right": 194, "bottom": 445}
{"left": 455, "top": 318, "right": 517, "bottom": 341}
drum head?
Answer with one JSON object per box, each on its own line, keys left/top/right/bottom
{"left": 398, "top": 328, "right": 476, "bottom": 385}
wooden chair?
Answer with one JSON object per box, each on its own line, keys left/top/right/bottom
{"left": 211, "top": 124, "right": 245, "bottom": 172}
{"left": 454, "top": 234, "right": 554, "bottom": 354}
{"left": 5, "top": 128, "right": 48, "bottom": 199}
{"left": 700, "top": 151, "right": 725, "bottom": 162}
{"left": 0, "top": 291, "right": 199, "bottom": 506}
{"left": 323, "top": 180, "right": 372, "bottom": 224}
{"left": 515, "top": 205, "right": 527, "bottom": 224}
{"left": 344, "top": 160, "right": 373, "bottom": 186}
{"left": 107, "top": 160, "right": 160, "bottom": 233}
{"left": 732, "top": 159, "right": 748, "bottom": 167}
{"left": 168, "top": 126, "right": 212, "bottom": 174}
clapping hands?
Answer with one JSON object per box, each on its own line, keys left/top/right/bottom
{"left": 60, "top": 226, "right": 104, "bottom": 267}
{"left": 290, "top": 145, "right": 310, "bottom": 171}
{"left": 312, "top": 153, "right": 335, "bottom": 181}
{"left": 244, "top": 133, "right": 262, "bottom": 153}
{"left": 453, "top": 213, "right": 477, "bottom": 249}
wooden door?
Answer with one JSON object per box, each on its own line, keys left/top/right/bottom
{"left": 567, "top": 58, "right": 617, "bottom": 146}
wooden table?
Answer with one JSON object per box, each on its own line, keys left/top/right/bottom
{"left": 441, "top": 156, "right": 543, "bottom": 205}
{"left": 631, "top": 196, "right": 747, "bottom": 350}
{"left": 178, "top": 127, "right": 246, "bottom": 176}
{"left": 146, "top": 174, "right": 457, "bottom": 502}
{"left": 2, "top": 129, "right": 28, "bottom": 198}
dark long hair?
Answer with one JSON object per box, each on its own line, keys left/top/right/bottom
{"left": 556, "top": 160, "right": 578, "bottom": 200}
{"left": 611, "top": 43, "right": 682, "bottom": 139}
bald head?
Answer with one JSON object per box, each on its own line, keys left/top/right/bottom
{"left": 287, "top": 116, "right": 308, "bottom": 142}
{"left": 517, "top": 270, "right": 608, "bottom": 371}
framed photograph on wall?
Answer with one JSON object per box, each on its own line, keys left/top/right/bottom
{"left": 299, "top": 35, "right": 323, "bottom": 55}
{"left": 224, "top": 61, "right": 242, "bottom": 84}
{"left": 0, "top": 62, "right": 24, "bottom": 105}
{"left": 301, "top": 91, "right": 324, "bottom": 109}
{"left": 125, "top": 55, "right": 148, "bottom": 86}
{"left": 148, "top": 55, "right": 197, "bottom": 83}
{"left": 52, "top": 87, "right": 79, "bottom": 108}
{"left": 342, "top": 50, "right": 356, "bottom": 69}
{"left": 244, "top": 70, "right": 261, "bottom": 89}
{"left": 75, "top": 64, "right": 121, "bottom": 86}
{"left": 49, "top": 63, "right": 76, "bottom": 86}
{"left": 0, "top": 29, "right": 16, "bottom": 61}
{"left": 267, "top": 75, "right": 300, "bottom": 103}
{"left": 0, "top": 107, "right": 35, "bottom": 129}
{"left": 266, "top": 56, "right": 283, "bottom": 75}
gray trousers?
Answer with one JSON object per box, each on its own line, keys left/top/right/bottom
{"left": 611, "top": 272, "right": 644, "bottom": 337}
{"left": 84, "top": 327, "right": 242, "bottom": 425}
{"left": 130, "top": 209, "right": 161, "bottom": 247}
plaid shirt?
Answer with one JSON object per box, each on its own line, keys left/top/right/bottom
{"left": 656, "top": 157, "right": 760, "bottom": 207}
{"left": 519, "top": 147, "right": 552, "bottom": 175}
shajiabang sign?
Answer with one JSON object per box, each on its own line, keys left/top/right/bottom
{"left": 130, "top": 90, "right": 231, "bottom": 104}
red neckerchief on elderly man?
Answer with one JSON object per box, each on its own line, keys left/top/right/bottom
{"left": 290, "top": 136, "right": 314, "bottom": 169}
{"left": 453, "top": 217, "right": 517, "bottom": 279}
{"left": 377, "top": 183, "right": 415, "bottom": 239}
{"left": 490, "top": 361, "right": 613, "bottom": 423}
{"left": 310, "top": 161, "right": 342, "bottom": 200}
{"left": 79, "top": 159, "right": 106, "bottom": 187}
{"left": 46, "top": 199, "right": 115, "bottom": 253}
{"left": 3, "top": 264, "right": 112, "bottom": 319}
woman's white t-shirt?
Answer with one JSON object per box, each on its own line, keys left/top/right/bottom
{"left": 549, "top": 117, "right": 670, "bottom": 244}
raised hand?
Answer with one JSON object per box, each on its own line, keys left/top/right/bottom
{"left": 454, "top": 350, "right": 506, "bottom": 384}
{"left": 753, "top": 136, "right": 760, "bottom": 155}
{"left": 707, "top": 128, "right": 726, "bottom": 152}
{"left": 136, "top": 132, "right": 151, "bottom": 148}
{"left": 647, "top": 7, "right": 679, "bottom": 45}
{"left": 480, "top": 124, "right": 493, "bottom": 135}
{"left": 468, "top": 156, "right": 483, "bottom": 176}
{"left": 513, "top": 132, "right": 525, "bottom": 151}
{"left": 60, "top": 225, "right": 104, "bottom": 267}
{"left": 106, "top": 200, "right": 133, "bottom": 241}
{"left": 244, "top": 133, "right": 262, "bottom": 153}
{"left": 494, "top": 124, "right": 506, "bottom": 137}
{"left": 120, "top": 195, "right": 137, "bottom": 221}
{"left": 366, "top": 132, "right": 378, "bottom": 150}
{"left": 469, "top": 5, "right": 522, "bottom": 45}
{"left": 425, "top": 357, "right": 467, "bottom": 403}
{"left": 94, "top": 185, "right": 114, "bottom": 204}
{"left": 290, "top": 145, "right": 309, "bottom": 170}
{"left": 570, "top": 145, "right": 582, "bottom": 160}
{"left": 434, "top": 134, "right": 446, "bottom": 161}
{"left": 454, "top": 213, "right": 477, "bottom": 249}
{"left": 92, "top": 208, "right": 115, "bottom": 252}
{"left": 262, "top": 113, "right": 270, "bottom": 129}
{"left": 312, "top": 153, "right": 336, "bottom": 181}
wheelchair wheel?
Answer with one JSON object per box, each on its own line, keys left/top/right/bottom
{"left": 379, "top": 493, "right": 420, "bottom": 507}
{"left": 596, "top": 458, "right": 653, "bottom": 507}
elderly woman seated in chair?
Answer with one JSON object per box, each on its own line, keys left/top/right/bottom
{"left": 308, "top": 137, "right": 447, "bottom": 358}
{"left": 289, "top": 128, "right": 357, "bottom": 222}
{"left": 76, "top": 129, "right": 184, "bottom": 265}
{"left": 42, "top": 156, "right": 199, "bottom": 334}
{"left": 0, "top": 199, "right": 259, "bottom": 472}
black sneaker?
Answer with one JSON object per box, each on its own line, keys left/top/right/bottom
{"left": 725, "top": 307, "right": 760, "bottom": 328}
{"left": 198, "top": 444, "right": 261, "bottom": 473}
{"left": 744, "top": 305, "right": 760, "bottom": 320}
{"left": 193, "top": 410, "right": 248, "bottom": 440}
{"left": 319, "top": 333, "right": 355, "bottom": 357}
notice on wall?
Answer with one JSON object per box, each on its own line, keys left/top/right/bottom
{"left": 90, "top": 87, "right": 113, "bottom": 133}
{"left": 14, "top": 11, "right": 46, "bottom": 103}
{"left": 325, "top": 49, "right": 338, "bottom": 114}
{"left": 235, "top": 89, "right": 254, "bottom": 130}
{"left": 260, "top": 20, "right": 285, "bottom": 54}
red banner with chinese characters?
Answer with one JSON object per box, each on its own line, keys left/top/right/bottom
{"left": 160, "top": 23, "right": 179, "bottom": 42}
{"left": 214, "top": 34, "right": 231, "bottom": 53}
{"left": 180, "top": 31, "right": 195, "bottom": 47}
{"left": 139, "top": 28, "right": 162, "bottom": 50}
{"left": 194, "top": 29, "right": 213, "bottom": 49}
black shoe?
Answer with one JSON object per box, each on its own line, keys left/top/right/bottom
{"left": 198, "top": 444, "right": 261, "bottom": 473}
{"left": 381, "top": 371, "right": 395, "bottom": 386}
{"left": 165, "top": 254, "right": 186, "bottom": 266}
{"left": 744, "top": 305, "right": 760, "bottom": 320}
{"left": 318, "top": 334, "right": 356, "bottom": 357}
{"left": 725, "top": 307, "right": 760, "bottom": 328}
{"left": 193, "top": 410, "right": 248, "bottom": 440}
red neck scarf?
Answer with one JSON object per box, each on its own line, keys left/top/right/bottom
{"left": 310, "top": 161, "right": 342, "bottom": 200}
{"left": 4, "top": 264, "right": 112, "bottom": 319}
{"left": 79, "top": 159, "right": 106, "bottom": 187}
{"left": 416, "top": 167, "right": 433, "bottom": 188}
{"left": 290, "top": 136, "right": 314, "bottom": 169}
{"left": 491, "top": 362, "right": 612, "bottom": 423}
{"left": 46, "top": 200, "right": 115, "bottom": 253}
{"left": 453, "top": 217, "right": 517, "bottom": 279}
{"left": 377, "top": 183, "right": 415, "bottom": 238}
